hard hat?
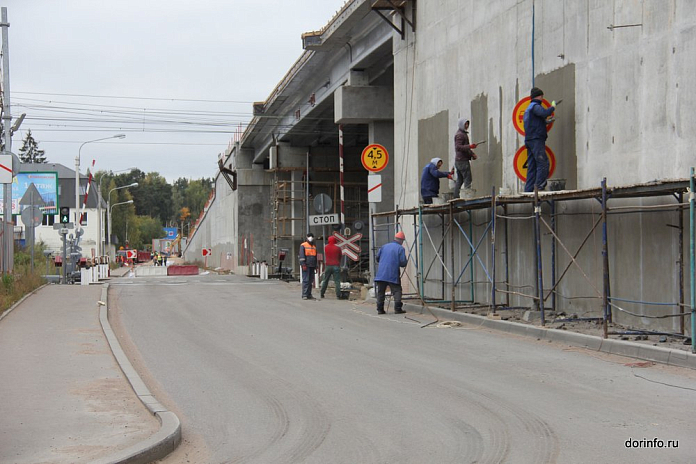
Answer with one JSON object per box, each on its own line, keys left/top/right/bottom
{"left": 395, "top": 231, "right": 406, "bottom": 240}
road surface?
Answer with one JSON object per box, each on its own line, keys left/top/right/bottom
{"left": 110, "top": 274, "right": 696, "bottom": 463}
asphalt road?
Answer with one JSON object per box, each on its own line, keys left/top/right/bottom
{"left": 111, "top": 274, "right": 696, "bottom": 464}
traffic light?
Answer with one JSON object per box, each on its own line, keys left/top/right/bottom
{"left": 59, "top": 207, "right": 70, "bottom": 224}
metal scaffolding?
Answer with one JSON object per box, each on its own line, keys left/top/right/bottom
{"left": 371, "top": 176, "right": 696, "bottom": 352}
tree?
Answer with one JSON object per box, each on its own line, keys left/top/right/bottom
{"left": 18, "top": 130, "right": 47, "bottom": 163}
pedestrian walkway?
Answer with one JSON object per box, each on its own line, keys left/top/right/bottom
{"left": 0, "top": 274, "right": 175, "bottom": 464}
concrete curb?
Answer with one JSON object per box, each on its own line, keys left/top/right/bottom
{"left": 372, "top": 298, "right": 696, "bottom": 370}
{"left": 96, "top": 284, "right": 182, "bottom": 464}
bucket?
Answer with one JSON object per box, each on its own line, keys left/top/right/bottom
{"left": 548, "top": 179, "right": 566, "bottom": 191}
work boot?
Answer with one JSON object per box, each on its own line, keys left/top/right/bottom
{"left": 394, "top": 303, "right": 405, "bottom": 314}
{"left": 377, "top": 305, "right": 385, "bottom": 315}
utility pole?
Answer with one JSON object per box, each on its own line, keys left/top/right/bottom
{"left": 1, "top": 8, "right": 14, "bottom": 273}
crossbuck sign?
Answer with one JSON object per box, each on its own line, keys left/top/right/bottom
{"left": 333, "top": 232, "right": 363, "bottom": 261}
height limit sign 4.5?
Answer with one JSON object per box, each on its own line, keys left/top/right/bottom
{"left": 361, "top": 144, "right": 389, "bottom": 172}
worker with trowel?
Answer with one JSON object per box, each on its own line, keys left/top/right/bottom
{"left": 453, "top": 118, "right": 482, "bottom": 198}
{"left": 523, "top": 87, "right": 557, "bottom": 192}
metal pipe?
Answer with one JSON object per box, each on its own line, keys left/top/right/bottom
{"left": 441, "top": 213, "right": 446, "bottom": 301}
{"left": 690, "top": 167, "right": 695, "bottom": 353}
{"left": 602, "top": 178, "right": 610, "bottom": 338}
{"left": 551, "top": 200, "right": 557, "bottom": 312}
{"left": 490, "top": 186, "right": 497, "bottom": 311}
{"left": 534, "top": 187, "right": 545, "bottom": 325}
{"left": 419, "top": 205, "right": 424, "bottom": 302}
{"left": 504, "top": 204, "right": 510, "bottom": 307}
{"left": 608, "top": 296, "right": 681, "bottom": 306}
{"left": 678, "top": 192, "right": 684, "bottom": 334}
{"left": 469, "top": 211, "right": 475, "bottom": 304}
{"left": 450, "top": 203, "right": 455, "bottom": 312}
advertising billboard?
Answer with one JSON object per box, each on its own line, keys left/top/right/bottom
{"left": 0, "top": 172, "right": 59, "bottom": 215}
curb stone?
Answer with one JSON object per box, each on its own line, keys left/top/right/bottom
{"left": 369, "top": 298, "right": 696, "bottom": 370}
{"left": 96, "top": 284, "right": 181, "bottom": 464}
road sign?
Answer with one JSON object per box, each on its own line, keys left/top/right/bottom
{"left": 20, "top": 206, "right": 42, "bottom": 228}
{"left": 202, "top": 248, "right": 212, "bottom": 257}
{"left": 125, "top": 250, "right": 137, "bottom": 259}
{"left": 361, "top": 144, "right": 389, "bottom": 172}
{"left": 313, "top": 193, "right": 332, "bottom": 214}
{"left": 368, "top": 174, "right": 382, "bottom": 203}
{"left": 309, "top": 213, "right": 339, "bottom": 225}
{"left": 513, "top": 145, "right": 556, "bottom": 182}
{"left": 0, "top": 154, "right": 13, "bottom": 184}
{"left": 333, "top": 232, "right": 362, "bottom": 261}
{"left": 19, "top": 183, "right": 46, "bottom": 207}
{"left": 512, "top": 96, "right": 554, "bottom": 136}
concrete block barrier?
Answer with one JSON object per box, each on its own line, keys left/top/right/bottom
{"left": 135, "top": 266, "right": 168, "bottom": 277}
{"left": 167, "top": 265, "right": 199, "bottom": 276}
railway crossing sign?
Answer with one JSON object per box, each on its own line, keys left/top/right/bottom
{"left": 333, "top": 231, "right": 363, "bottom": 261}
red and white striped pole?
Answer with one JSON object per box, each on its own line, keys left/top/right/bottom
{"left": 339, "top": 124, "right": 345, "bottom": 230}
{"left": 78, "top": 159, "right": 96, "bottom": 227}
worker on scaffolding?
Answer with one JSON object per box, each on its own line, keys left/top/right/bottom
{"left": 453, "top": 118, "right": 479, "bottom": 199}
{"left": 420, "top": 157, "right": 453, "bottom": 204}
{"left": 374, "top": 231, "right": 408, "bottom": 315}
{"left": 523, "top": 87, "right": 556, "bottom": 192}
{"left": 299, "top": 232, "right": 318, "bottom": 300}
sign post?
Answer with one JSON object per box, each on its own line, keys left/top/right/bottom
{"left": 202, "top": 247, "right": 211, "bottom": 268}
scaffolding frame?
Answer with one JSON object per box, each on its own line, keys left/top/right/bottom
{"left": 371, "top": 176, "right": 696, "bottom": 352}
{"left": 270, "top": 175, "right": 368, "bottom": 272}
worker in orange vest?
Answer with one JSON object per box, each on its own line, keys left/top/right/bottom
{"left": 299, "top": 232, "right": 318, "bottom": 300}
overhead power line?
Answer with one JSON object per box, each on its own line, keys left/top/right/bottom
{"left": 13, "top": 90, "right": 254, "bottom": 104}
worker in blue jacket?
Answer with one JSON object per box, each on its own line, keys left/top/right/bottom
{"left": 420, "top": 157, "right": 453, "bottom": 204}
{"left": 523, "top": 87, "right": 556, "bottom": 192}
{"left": 374, "top": 231, "right": 408, "bottom": 315}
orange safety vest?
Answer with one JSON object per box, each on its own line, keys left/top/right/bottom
{"left": 299, "top": 241, "right": 317, "bottom": 267}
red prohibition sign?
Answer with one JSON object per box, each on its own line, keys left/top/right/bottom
{"left": 361, "top": 144, "right": 389, "bottom": 172}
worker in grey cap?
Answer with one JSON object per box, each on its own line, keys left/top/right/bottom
{"left": 523, "top": 87, "right": 556, "bottom": 192}
{"left": 420, "top": 157, "right": 452, "bottom": 204}
{"left": 453, "top": 118, "right": 479, "bottom": 198}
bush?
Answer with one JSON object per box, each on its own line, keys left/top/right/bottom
{"left": 0, "top": 246, "right": 48, "bottom": 315}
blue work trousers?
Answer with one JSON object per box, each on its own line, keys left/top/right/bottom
{"left": 524, "top": 139, "right": 549, "bottom": 192}
{"left": 301, "top": 266, "right": 316, "bottom": 298}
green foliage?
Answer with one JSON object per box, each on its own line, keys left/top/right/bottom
{"left": 134, "top": 215, "right": 165, "bottom": 248}
{"left": 18, "top": 130, "right": 47, "bottom": 163}
{"left": 94, "top": 169, "right": 212, "bottom": 248}
{"left": 0, "top": 243, "right": 47, "bottom": 314}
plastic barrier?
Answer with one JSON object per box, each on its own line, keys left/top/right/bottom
{"left": 167, "top": 265, "right": 199, "bottom": 276}
{"left": 135, "top": 266, "right": 168, "bottom": 277}
{"left": 80, "top": 268, "right": 91, "bottom": 285}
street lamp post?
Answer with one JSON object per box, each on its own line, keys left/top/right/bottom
{"left": 107, "top": 186, "right": 137, "bottom": 258}
{"left": 75, "top": 135, "right": 125, "bottom": 229}
{"left": 96, "top": 168, "right": 136, "bottom": 256}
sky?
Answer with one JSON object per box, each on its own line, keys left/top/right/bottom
{"left": 2, "top": 0, "right": 349, "bottom": 182}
